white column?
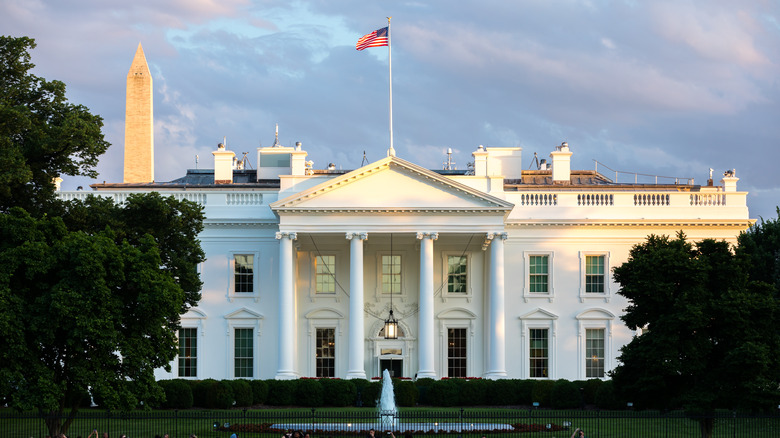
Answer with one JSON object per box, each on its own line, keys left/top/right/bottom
{"left": 275, "top": 231, "right": 297, "bottom": 379}
{"left": 346, "top": 232, "right": 368, "bottom": 379}
{"left": 485, "top": 232, "right": 508, "bottom": 379}
{"left": 416, "top": 232, "right": 438, "bottom": 379}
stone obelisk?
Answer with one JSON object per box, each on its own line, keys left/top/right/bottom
{"left": 123, "top": 43, "right": 154, "bottom": 183}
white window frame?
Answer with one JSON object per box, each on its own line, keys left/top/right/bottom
{"left": 519, "top": 308, "right": 558, "bottom": 379}
{"left": 436, "top": 308, "right": 476, "bottom": 378}
{"left": 313, "top": 253, "right": 337, "bottom": 295}
{"left": 176, "top": 307, "right": 206, "bottom": 379}
{"left": 576, "top": 308, "right": 615, "bottom": 380}
{"left": 305, "top": 308, "right": 344, "bottom": 378}
{"left": 578, "top": 251, "right": 611, "bottom": 302}
{"left": 441, "top": 251, "right": 473, "bottom": 301}
{"left": 229, "top": 251, "right": 260, "bottom": 302}
{"left": 225, "top": 307, "right": 264, "bottom": 379}
{"left": 375, "top": 250, "right": 409, "bottom": 302}
{"left": 523, "top": 251, "right": 554, "bottom": 302}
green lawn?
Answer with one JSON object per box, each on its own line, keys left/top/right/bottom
{"left": 2, "top": 407, "right": 778, "bottom": 438}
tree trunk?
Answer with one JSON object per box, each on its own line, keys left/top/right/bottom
{"left": 44, "top": 410, "right": 63, "bottom": 438}
{"left": 698, "top": 416, "right": 714, "bottom": 438}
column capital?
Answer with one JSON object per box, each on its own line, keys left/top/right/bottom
{"left": 482, "top": 232, "right": 507, "bottom": 250}
{"left": 416, "top": 232, "right": 439, "bottom": 240}
{"left": 275, "top": 231, "right": 298, "bottom": 240}
{"left": 345, "top": 232, "right": 368, "bottom": 241}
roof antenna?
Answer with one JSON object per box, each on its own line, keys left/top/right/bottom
{"left": 272, "top": 123, "right": 280, "bottom": 147}
{"left": 361, "top": 150, "right": 368, "bottom": 166}
{"left": 528, "top": 152, "right": 540, "bottom": 170}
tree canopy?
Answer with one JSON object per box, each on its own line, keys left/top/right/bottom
{"left": 0, "top": 35, "right": 109, "bottom": 214}
{"left": 0, "top": 36, "right": 205, "bottom": 437}
{"left": 611, "top": 232, "right": 780, "bottom": 438}
{"left": 0, "top": 195, "right": 204, "bottom": 435}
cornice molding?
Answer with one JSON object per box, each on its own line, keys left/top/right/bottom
{"left": 505, "top": 220, "right": 754, "bottom": 228}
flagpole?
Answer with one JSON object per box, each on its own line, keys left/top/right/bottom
{"left": 387, "top": 16, "right": 395, "bottom": 157}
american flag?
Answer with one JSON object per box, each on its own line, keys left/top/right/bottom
{"left": 356, "top": 27, "right": 389, "bottom": 51}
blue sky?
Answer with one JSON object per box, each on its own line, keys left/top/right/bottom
{"left": 2, "top": 0, "right": 779, "bottom": 220}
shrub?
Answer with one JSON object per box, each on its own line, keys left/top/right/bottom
{"left": 595, "top": 380, "right": 622, "bottom": 410}
{"left": 487, "top": 378, "right": 518, "bottom": 405}
{"left": 351, "top": 379, "right": 371, "bottom": 407}
{"left": 215, "top": 380, "right": 236, "bottom": 409}
{"left": 250, "top": 379, "right": 269, "bottom": 405}
{"left": 551, "top": 379, "right": 581, "bottom": 409}
{"left": 159, "top": 379, "right": 193, "bottom": 409}
{"left": 582, "top": 379, "right": 603, "bottom": 405}
{"left": 532, "top": 380, "right": 555, "bottom": 407}
{"left": 414, "top": 378, "right": 436, "bottom": 405}
{"left": 360, "top": 381, "right": 382, "bottom": 407}
{"left": 516, "top": 380, "right": 535, "bottom": 405}
{"left": 193, "top": 379, "right": 218, "bottom": 408}
{"left": 393, "top": 379, "right": 419, "bottom": 407}
{"left": 459, "top": 379, "right": 488, "bottom": 406}
{"left": 427, "top": 379, "right": 459, "bottom": 406}
{"left": 320, "top": 379, "right": 357, "bottom": 407}
{"left": 266, "top": 379, "right": 297, "bottom": 406}
{"left": 231, "top": 380, "right": 253, "bottom": 408}
{"left": 294, "top": 378, "right": 324, "bottom": 407}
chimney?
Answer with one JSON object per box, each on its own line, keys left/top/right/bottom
{"left": 721, "top": 169, "right": 738, "bottom": 192}
{"left": 212, "top": 143, "right": 236, "bottom": 184}
{"left": 53, "top": 177, "right": 63, "bottom": 191}
{"left": 550, "top": 142, "right": 572, "bottom": 184}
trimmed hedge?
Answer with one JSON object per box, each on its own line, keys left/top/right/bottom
{"left": 320, "top": 379, "right": 357, "bottom": 407}
{"left": 231, "top": 380, "right": 253, "bottom": 407}
{"left": 295, "top": 379, "right": 324, "bottom": 407}
{"left": 193, "top": 379, "right": 234, "bottom": 409}
{"left": 393, "top": 379, "right": 419, "bottom": 407}
{"left": 159, "top": 379, "right": 193, "bottom": 409}
{"left": 158, "top": 377, "right": 622, "bottom": 409}
{"left": 551, "top": 379, "right": 581, "bottom": 409}
{"left": 250, "top": 379, "right": 269, "bottom": 405}
{"left": 266, "top": 379, "right": 297, "bottom": 406}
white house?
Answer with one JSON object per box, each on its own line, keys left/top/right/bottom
{"left": 56, "top": 45, "right": 752, "bottom": 382}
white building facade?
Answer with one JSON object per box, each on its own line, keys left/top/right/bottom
{"left": 59, "top": 141, "right": 751, "bottom": 382}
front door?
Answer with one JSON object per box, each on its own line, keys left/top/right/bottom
{"left": 380, "top": 358, "right": 403, "bottom": 378}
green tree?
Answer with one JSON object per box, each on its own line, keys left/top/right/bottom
{"left": 611, "top": 233, "right": 780, "bottom": 438}
{"left": 0, "top": 36, "right": 109, "bottom": 214}
{"left": 0, "top": 195, "right": 204, "bottom": 437}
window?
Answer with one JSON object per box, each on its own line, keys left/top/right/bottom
{"left": 586, "top": 328, "right": 605, "bottom": 378}
{"left": 447, "top": 256, "right": 468, "bottom": 293}
{"left": 234, "top": 328, "right": 253, "bottom": 378}
{"left": 448, "top": 328, "right": 467, "bottom": 378}
{"left": 316, "top": 328, "right": 335, "bottom": 377}
{"left": 234, "top": 254, "right": 254, "bottom": 293}
{"left": 315, "top": 255, "right": 336, "bottom": 294}
{"left": 382, "top": 255, "right": 401, "bottom": 294}
{"left": 585, "top": 255, "right": 605, "bottom": 293}
{"left": 529, "top": 255, "right": 549, "bottom": 293}
{"left": 529, "top": 328, "right": 549, "bottom": 378}
{"left": 178, "top": 328, "right": 197, "bottom": 377}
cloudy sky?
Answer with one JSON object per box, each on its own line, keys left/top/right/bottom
{"left": 2, "top": 0, "right": 779, "bottom": 220}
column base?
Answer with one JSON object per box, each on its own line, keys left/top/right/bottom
{"left": 416, "top": 370, "right": 437, "bottom": 379}
{"left": 345, "top": 370, "right": 367, "bottom": 379}
{"left": 274, "top": 371, "right": 299, "bottom": 380}
{"left": 484, "top": 370, "right": 508, "bottom": 380}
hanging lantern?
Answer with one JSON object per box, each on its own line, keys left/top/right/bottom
{"left": 384, "top": 309, "right": 398, "bottom": 339}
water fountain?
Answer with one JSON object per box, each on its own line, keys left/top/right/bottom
{"left": 378, "top": 369, "right": 397, "bottom": 431}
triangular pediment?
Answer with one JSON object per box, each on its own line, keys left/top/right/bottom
{"left": 519, "top": 308, "right": 559, "bottom": 320}
{"left": 224, "top": 307, "right": 264, "bottom": 320}
{"left": 270, "top": 156, "right": 513, "bottom": 213}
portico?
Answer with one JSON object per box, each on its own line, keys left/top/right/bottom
{"left": 269, "top": 156, "right": 513, "bottom": 379}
